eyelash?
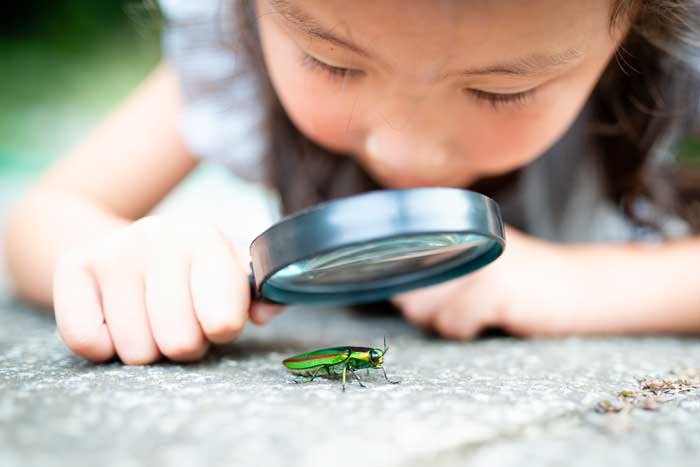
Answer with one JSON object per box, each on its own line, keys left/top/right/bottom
{"left": 465, "top": 88, "right": 536, "bottom": 110}
{"left": 300, "top": 53, "right": 361, "bottom": 81}
{"left": 300, "top": 53, "right": 537, "bottom": 110}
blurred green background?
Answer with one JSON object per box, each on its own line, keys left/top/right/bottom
{"left": 0, "top": 0, "right": 161, "bottom": 177}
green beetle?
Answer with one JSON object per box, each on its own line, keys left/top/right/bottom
{"left": 283, "top": 337, "right": 400, "bottom": 391}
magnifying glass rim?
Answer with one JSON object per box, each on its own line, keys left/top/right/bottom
{"left": 249, "top": 187, "right": 505, "bottom": 305}
{"left": 260, "top": 231, "right": 503, "bottom": 304}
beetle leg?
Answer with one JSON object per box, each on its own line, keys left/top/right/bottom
{"left": 342, "top": 365, "right": 347, "bottom": 392}
{"left": 381, "top": 366, "right": 400, "bottom": 384}
{"left": 292, "top": 365, "right": 325, "bottom": 385}
{"left": 307, "top": 365, "right": 325, "bottom": 382}
{"left": 349, "top": 368, "right": 367, "bottom": 388}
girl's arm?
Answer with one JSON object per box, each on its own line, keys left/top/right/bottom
{"left": 3, "top": 64, "right": 197, "bottom": 307}
{"left": 392, "top": 227, "right": 700, "bottom": 338}
{"left": 560, "top": 238, "right": 700, "bottom": 334}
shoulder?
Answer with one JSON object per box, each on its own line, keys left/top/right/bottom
{"left": 159, "top": 0, "right": 223, "bottom": 22}
{"left": 158, "top": 0, "right": 268, "bottom": 183}
{"left": 159, "top": 0, "right": 241, "bottom": 76}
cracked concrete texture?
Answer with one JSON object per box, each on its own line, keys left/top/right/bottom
{"left": 2, "top": 298, "right": 700, "bottom": 467}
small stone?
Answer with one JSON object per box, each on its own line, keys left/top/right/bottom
{"left": 595, "top": 400, "right": 623, "bottom": 414}
{"left": 642, "top": 398, "right": 659, "bottom": 411}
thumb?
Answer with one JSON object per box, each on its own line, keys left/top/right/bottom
{"left": 249, "top": 301, "right": 285, "bottom": 325}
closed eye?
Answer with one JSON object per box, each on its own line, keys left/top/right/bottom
{"left": 300, "top": 49, "right": 536, "bottom": 109}
{"left": 465, "top": 88, "right": 537, "bottom": 110}
{"left": 300, "top": 53, "right": 364, "bottom": 81}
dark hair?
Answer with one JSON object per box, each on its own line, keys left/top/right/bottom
{"left": 234, "top": 0, "right": 700, "bottom": 233}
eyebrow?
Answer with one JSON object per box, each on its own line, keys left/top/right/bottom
{"left": 267, "top": 0, "right": 584, "bottom": 78}
{"left": 267, "top": 0, "right": 370, "bottom": 58}
{"left": 447, "top": 48, "right": 585, "bottom": 78}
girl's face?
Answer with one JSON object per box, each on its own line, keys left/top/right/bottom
{"left": 256, "top": 0, "right": 628, "bottom": 188}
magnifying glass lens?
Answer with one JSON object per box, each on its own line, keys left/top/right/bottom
{"left": 267, "top": 233, "right": 492, "bottom": 293}
{"left": 250, "top": 188, "right": 505, "bottom": 304}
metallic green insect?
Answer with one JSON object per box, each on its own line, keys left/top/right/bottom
{"left": 282, "top": 337, "right": 400, "bottom": 391}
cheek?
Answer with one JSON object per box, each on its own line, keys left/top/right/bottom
{"left": 464, "top": 81, "right": 594, "bottom": 176}
{"left": 465, "top": 49, "right": 614, "bottom": 176}
{"left": 259, "top": 28, "right": 361, "bottom": 155}
{"left": 283, "top": 83, "right": 359, "bottom": 154}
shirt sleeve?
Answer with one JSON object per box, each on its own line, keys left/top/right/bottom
{"left": 159, "top": 0, "right": 267, "bottom": 183}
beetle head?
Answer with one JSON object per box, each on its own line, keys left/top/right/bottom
{"left": 369, "top": 348, "right": 384, "bottom": 367}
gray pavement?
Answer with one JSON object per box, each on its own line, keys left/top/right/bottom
{"left": 3, "top": 298, "right": 700, "bottom": 467}
{"left": 2, "top": 171, "right": 700, "bottom": 467}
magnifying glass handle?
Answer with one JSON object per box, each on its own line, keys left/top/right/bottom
{"left": 248, "top": 268, "right": 259, "bottom": 300}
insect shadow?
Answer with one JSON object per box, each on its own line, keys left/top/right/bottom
{"left": 206, "top": 338, "right": 316, "bottom": 362}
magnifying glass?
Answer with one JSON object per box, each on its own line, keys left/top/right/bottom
{"left": 248, "top": 187, "right": 505, "bottom": 306}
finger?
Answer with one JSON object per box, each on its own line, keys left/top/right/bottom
{"left": 53, "top": 252, "right": 115, "bottom": 362}
{"left": 395, "top": 298, "right": 437, "bottom": 329}
{"left": 392, "top": 291, "right": 437, "bottom": 328}
{"left": 145, "top": 246, "right": 208, "bottom": 362}
{"left": 432, "top": 298, "right": 499, "bottom": 340}
{"left": 392, "top": 279, "right": 464, "bottom": 328}
{"left": 432, "top": 306, "right": 482, "bottom": 340}
{"left": 190, "top": 228, "right": 250, "bottom": 344}
{"left": 249, "top": 301, "right": 284, "bottom": 325}
{"left": 95, "top": 263, "right": 160, "bottom": 365}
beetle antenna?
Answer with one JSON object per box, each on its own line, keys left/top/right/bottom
{"left": 383, "top": 335, "right": 390, "bottom": 355}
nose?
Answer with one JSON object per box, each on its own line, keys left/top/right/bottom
{"left": 365, "top": 126, "right": 452, "bottom": 173}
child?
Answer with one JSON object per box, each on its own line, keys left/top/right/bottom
{"left": 4, "top": 0, "right": 700, "bottom": 365}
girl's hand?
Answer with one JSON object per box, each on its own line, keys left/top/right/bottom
{"left": 53, "top": 216, "right": 282, "bottom": 364}
{"left": 391, "top": 225, "right": 577, "bottom": 339}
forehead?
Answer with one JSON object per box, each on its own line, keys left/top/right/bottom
{"left": 269, "top": 0, "right": 617, "bottom": 71}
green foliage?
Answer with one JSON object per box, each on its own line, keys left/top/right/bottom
{"left": 0, "top": 1, "right": 162, "bottom": 173}
{"left": 677, "top": 137, "right": 700, "bottom": 163}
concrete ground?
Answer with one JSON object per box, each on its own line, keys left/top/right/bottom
{"left": 2, "top": 167, "right": 700, "bottom": 467}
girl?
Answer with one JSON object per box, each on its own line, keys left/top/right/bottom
{"left": 4, "top": 0, "right": 700, "bottom": 365}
